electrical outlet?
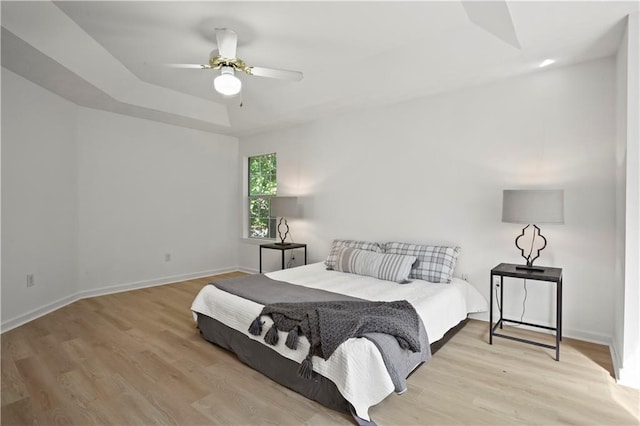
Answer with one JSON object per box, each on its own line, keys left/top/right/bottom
{"left": 26, "top": 274, "right": 35, "bottom": 287}
{"left": 494, "top": 278, "right": 501, "bottom": 287}
{"left": 461, "top": 273, "right": 468, "bottom": 281}
{"left": 286, "top": 253, "right": 296, "bottom": 269}
{"left": 165, "top": 253, "right": 171, "bottom": 262}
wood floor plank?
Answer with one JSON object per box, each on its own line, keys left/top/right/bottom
{"left": 0, "top": 357, "right": 28, "bottom": 406}
{"left": 14, "top": 356, "right": 68, "bottom": 412}
{"left": 1, "top": 329, "right": 35, "bottom": 361}
{"left": 1, "top": 397, "right": 38, "bottom": 426}
{"left": 1, "top": 272, "right": 638, "bottom": 425}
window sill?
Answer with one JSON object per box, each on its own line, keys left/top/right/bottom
{"left": 240, "top": 237, "right": 277, "bottom": 245}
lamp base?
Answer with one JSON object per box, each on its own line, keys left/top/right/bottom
{"left": 515, "top": 224, "right": 547, "bottom": 269}
{"left": 515, "top": 265, "right": 546, "bottom": 273}
{"left": 276, "top": 217, "right": 290, "bottom": 245}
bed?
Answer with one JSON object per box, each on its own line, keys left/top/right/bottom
{"left": 191, "top": 251, "right": 487, "bottom": 424}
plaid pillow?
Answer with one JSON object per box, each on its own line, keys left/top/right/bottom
{"left": 333, "top": 247, "right": 416, "bottom": 284}
{"left": 384, "top": 242, "right": 460, "bottom": 283}
{"left": 325, "top": 239, "right": 383, "bottom": 270}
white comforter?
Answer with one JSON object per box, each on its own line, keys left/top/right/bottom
{"left": 191, "top": 262, "right": 487, "bottom": 421}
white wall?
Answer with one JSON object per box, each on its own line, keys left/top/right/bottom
{"left": 239, "top": 58, "right": 617, "bottom": 344}
{"left": 1, "top": 49, "right": 630, "bottom": 366}
{"left": 1, "top": 69, "right": 241, "bottom": 331}
{"left": 614, "top": 15, "right": 627, "bottom": 379}
{"left": 616, "top": 12, "right": 640, "bottom": 389}
{"left": 2, "top": 69, "right": 79, "bottom": 323}
{"left": 76, "top": 108, "right": 239, "bottom": 292}
{"left": 0, "top": 61, "right": 2, "bottom": 325}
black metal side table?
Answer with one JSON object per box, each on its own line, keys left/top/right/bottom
{"left": 489, "top": 262, "right": 563, "bottom": 361}
{"left": 259, "top": 243, "right": 307, "bottom": 273}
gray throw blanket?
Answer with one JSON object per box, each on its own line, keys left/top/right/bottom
{"left": 213, "top": 274, "right": 430, "bottom": 392}
{"left": 248, "top": 300, "right": 421, "bottom": 380}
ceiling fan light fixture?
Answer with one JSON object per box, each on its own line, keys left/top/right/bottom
{"left": 214, "top": 66, "right": 241, "bottom": 96}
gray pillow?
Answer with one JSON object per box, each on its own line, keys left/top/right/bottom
{"left": 325, "top": 239, "right": 383, "bottom": 270}
{"left": 384, "top": 242, "right": 460, "bottom": 283}
{"left": 332, "top": 247, "right": 416, "bottom": 284}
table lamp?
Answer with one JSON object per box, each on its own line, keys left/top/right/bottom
{"left": 270, "top": 196, "right": 299, "bottom": 245}
{"left": 502, "top": 189, "right": 564, "bottom": 272}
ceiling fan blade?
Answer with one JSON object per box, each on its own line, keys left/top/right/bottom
{"left": 215, "top": 28, "right": 238, "bottom": 59}
{"left": 247, "top": 66, "right": 303, "bottom": 81}
{"left": 164, "top": 63, "right": 212, "bottom": 69}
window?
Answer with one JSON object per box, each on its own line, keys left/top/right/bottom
{"left": 248, "top": 153, "right": 277, "bottom": 239}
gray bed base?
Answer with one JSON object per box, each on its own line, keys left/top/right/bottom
{"left": 196, "top": 313, "right": 469, "bottom": 424}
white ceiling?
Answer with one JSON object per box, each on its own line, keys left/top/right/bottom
{"left": 2, "top": 1, "right": 637, "bottom": 137}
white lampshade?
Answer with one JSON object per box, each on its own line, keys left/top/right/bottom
{"left": 270, "top": 197, "right": 299, "bottom": 218}
{"left": 502, "top": 189, "right": 564, "bottom": 224}
{"left": 214, "top": 66, "right": 241, "bottom": 96}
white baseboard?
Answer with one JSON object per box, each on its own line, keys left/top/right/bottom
{"left": 561, "top": 328, "right": 613, "bottom": 347}
{"left": 1, "top": 293, "right": 80, "bottom": 334}
{"left": 469, "top": 315, "right": 613, "bottom": 346}
{"left": 612, "top": 342, "right": 640, "bottom": 389}
{"left": 75, "top": 267, "right": 239, "bottom": 299}
{"left": 5, "top": 272, "right": 627, "bottom": 386}
{"left": 618, "top": 365, "right": 640, "bottom": 389}
{"left": 0, "top": 266, "right": 239, "bottom": 333}
{"left": 610, "top": 341, "right": 622, "bottom": 381}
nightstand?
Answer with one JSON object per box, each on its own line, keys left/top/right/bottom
{"left": 489, "top": 262, "right": 563, "bottom": 361}
{"left": 259, "top": 243, "right": 307, "bottom": 273}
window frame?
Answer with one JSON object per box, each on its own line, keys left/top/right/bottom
{"left": 247, "top": 153, "right": 277, "bottom": 240}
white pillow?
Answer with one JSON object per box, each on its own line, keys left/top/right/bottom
{"left": 325, "top": 239, "right": 383, "bottom": 270}
{"left": 332, "top": 247, "right": 416, "bottom": 284}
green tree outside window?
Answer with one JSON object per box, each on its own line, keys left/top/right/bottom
{"left": 248, "top": 153, "right": 277, "bottom": 238}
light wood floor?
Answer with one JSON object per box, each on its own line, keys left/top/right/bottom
{"left": 2, "top": 272, "right": 639, "bottom": 425}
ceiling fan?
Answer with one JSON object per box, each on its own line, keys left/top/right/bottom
{"left": 168, "top": 28, "right": 303, "bottom": 96}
